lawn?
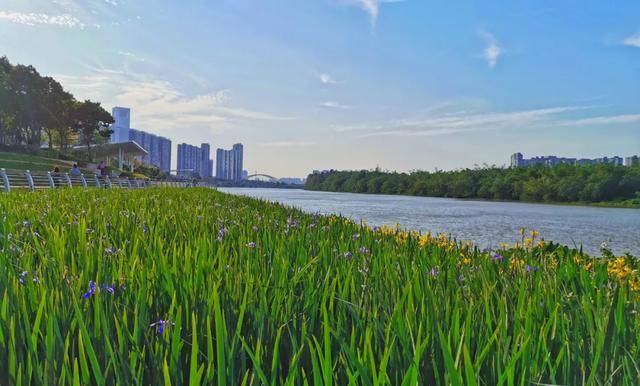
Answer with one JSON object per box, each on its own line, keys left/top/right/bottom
{"left": 0, "top": 188, "right": 638, "bottom": 385}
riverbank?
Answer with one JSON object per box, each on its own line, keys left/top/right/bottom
{"left": 305, "top": 165, "right": 640, "bottom": 209}
{"left": 2, "top": 188, "right": 638, "bottom": 384}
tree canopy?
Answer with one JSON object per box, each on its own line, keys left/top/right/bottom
{"left": 306, "top": 164, "right": 640, "bottom": 206}
{"left": 0, "top": 56, "right": 113, "bottom": 159}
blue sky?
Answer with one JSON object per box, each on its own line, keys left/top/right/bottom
{"left": 0, "top": 0, "right": 639, "bottom": 177}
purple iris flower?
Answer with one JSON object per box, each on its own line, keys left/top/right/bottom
{"left": 102, "top": 284, "right": 115, "bottom": 294}
{"left": 143, "top": 224, "right": 149, "bottom": 234}
{"left": 429, "top": 267, "right": 439, "bottom": 277}
{"left": 18, "top": 271, "right": 28, "bottom": 285}
{"left": 492, "top": 253, "right": 503, "bottom": 262}
{"left": 246, "top": 242, "right": 256, "bottom": 249}
{"left": 352, "top": 233, "right": 360, "bottom": 241}
{"left": 525, "top": 265, "right": 539, "bottom": 274}
{"left": 344, "top": 251, "right": 353, "bottom": 259}
{"left": 150, "top": 319, "right": 173, "bottom": 335}
{"left": 82, "top": 281, "right": 97, "bottom": 299}
{"left": 358, "top": 246, "right": 370, "bottom": 254}
{"left": 106, "top": 222, "right": 111, "bottom": 232}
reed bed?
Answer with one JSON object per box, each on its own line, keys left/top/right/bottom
{"left": 0, "top": 188, "right": 638, "bottom": 385}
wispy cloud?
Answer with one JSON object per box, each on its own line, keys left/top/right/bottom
{"left": 622, "top": 32, "right": 640, "bottom": 48}
{"left": 260, "top": 141, "right": 316, "bottom": 148}
{"left": 331, "top": 106, "right": 639, "bottom": 137}
{"left": 479, "top": 31, "right": 502, "bottom": 68}
{"left": 55, "top": 68, "right": 293, "bottom": 138}
{"left": 318, "top": 73, "right": 340, "bottom": 84}
{"left": 0, "top": 11, "right": 86, "bottom": 28}
{"left": 320, "top": 101, "right": 353, "bottom": 109}
{"left": 341, "top": 0, "right": 404, "bottom": 28}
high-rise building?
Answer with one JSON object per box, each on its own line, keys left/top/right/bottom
{"left": 109, "top": 107, "right": 171, "bottom": 172}
{"left": 215, "top": 143, "right": 244, "bottom": 181}
{"left": 177, "top": 142, "right": 212, "bottom": 178}
{"left": 110, "top": 107, "right": 131, "bottom": 143}
{"left": 510, "top": 153, "right": 524, "bottom": 168}
{"left": 625, "top": 155, "right": 640, "bottom": 167}
{"left": 128, "top": 128, "right": 172, "bottom": 172}
{"left": 511, "top": 153, "right": 632, "bottom": 168}
{"left": 200, "top": 143, "right": 212, "bottom": 178}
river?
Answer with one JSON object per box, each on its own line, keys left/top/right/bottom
{"left": 219, "top": 188, "right": 640, "bottom": 256}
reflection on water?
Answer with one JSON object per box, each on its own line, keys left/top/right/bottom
{"left": 220, "top": 188, "right": 640, "bottom": 256}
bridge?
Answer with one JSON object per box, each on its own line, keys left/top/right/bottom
{"left": 246, "top": 173, "right": 279, "bottom": 182}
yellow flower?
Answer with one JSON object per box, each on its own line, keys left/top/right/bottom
{"left": 509, "top": 258, "right": 524, "bottom": 270}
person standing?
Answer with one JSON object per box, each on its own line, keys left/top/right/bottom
{"left": 97, "top": 160, "right": 107, "bottom": 176}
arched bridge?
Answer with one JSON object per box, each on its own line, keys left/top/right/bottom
{"left": 246, "top": 173, "right": 279, "bottom": 182}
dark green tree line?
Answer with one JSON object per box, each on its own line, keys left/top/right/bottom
{"left": 306, "top": 164, "right": 640, "bottom": 205}
{"left": 0, "top": 56, "right": 113, "bottom": 160}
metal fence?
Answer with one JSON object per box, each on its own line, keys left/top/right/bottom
{"left": 0, "top": 168, "right": 196, "bottom": 192}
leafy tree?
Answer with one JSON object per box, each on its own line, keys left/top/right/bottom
{"left": 71, "top": 100, "right": 114, "bottom": 161}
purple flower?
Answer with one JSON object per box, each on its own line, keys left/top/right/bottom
{"left": 104, "top": 246, "right": 116, "bottom": 255}
{"left": 106, "top": 222, "right": 111, "bottom": 232}
{"left": 352, "top": 233, "right": 360, "bottom": 241}
{"left": 82, "top": 281, "right": 97, "bottom": 299}
{"left": 216, "top": 226, "right": 227, "bottom": 242}
{"left": 358, "top": 246, "right": 370, "bottom": 254}
{"left": 429, "top": 267, "right": 439, "bottom": 277}
{"left": 18, "top": 271, "right": 28, "bottom": 285}
{"left": 492, "top": 253, "right": 503, "bottom": 262}
{"left": 150, "top": 319, "right": 173, "bottom": 335}
{"left": 344, "top": 251, "right": 353, "bottom": 259}
{"left": 246, "top": 242, "right": 256, "bottom": 249}
{"left": 143, "top": 224, "right": 149, "bottom": 234}
{"left": 525, "top": 265, "right": 539, "bottom": 274}
{"left": 252, "top": 226, "right": 259, "bottom": 232}
{"left": 102, "top": 284, "right": 115, "bottom": 294}
{"left": 22, "top": 220, "right": 31, "bottom": 228}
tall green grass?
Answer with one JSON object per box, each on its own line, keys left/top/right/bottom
{"left": 0, "top": 188, "right": 638, "bottom": 385}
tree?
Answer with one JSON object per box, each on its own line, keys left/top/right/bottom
{"left": 71, "top": 100, "right": 114, "bottom": 161}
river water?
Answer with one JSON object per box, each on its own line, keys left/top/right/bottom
{"left": 219, "top": 188, "right": 640, "bottom": 256}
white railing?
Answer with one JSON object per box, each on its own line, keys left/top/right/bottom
{"left": 0, "top": 168, "right": 197, "bottom": 192}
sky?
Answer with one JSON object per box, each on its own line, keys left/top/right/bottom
{"left": 0, "top": 0, "right": 639, "bottom": 177}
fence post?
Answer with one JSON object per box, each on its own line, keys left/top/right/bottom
{"left": 94, "top": 174, "right": 101, "bottom": 188}
{"left": 80, "top": 173, "right": 87, "bottom": 188}
{"left": 47, "top": 172, "right": 55, "bottom": 189}
{"left": 64, "top": 173, "right": 72, "bottom": 188}
{"left": 105, "top": 176, "right": 112, "bottom": 189}
{"left": 25, "top": 170, "right": 35, "bottom": 191}
{"left": 0, "top": 168, "right": 10, "bottom": 192}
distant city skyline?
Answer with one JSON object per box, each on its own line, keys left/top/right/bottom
{"left": 1, "top": 0, "right": 638, "bottom": 177}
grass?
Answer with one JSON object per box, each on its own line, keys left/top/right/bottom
{"left": 0, "top": 151, "right": 76, "bottom": 172}
{"left": 0, "top": 188, "right": 639, "bottom": 385}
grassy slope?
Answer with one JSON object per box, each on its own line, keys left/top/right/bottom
{"left": 0, "top": 188, "right": 638, "bottom": 385}
{"left": 0, "top": 151, "right": 75, "bottom": 172}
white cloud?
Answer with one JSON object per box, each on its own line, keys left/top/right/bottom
{"left": 554, "top": 114, "right": 640, "bottom": 127}
{"left": 319, "top": 73, "right": 339, "bottom": 84}
{"left": 333, "top": 104, "right": 640, "bottom": 138}
{"left": 55, "top": 68, "right": 293, "bottom": 139}
{"left": 622, "top": 33, "right": 640, "bottom": 48}
{"left": 479, "top": 31, "right": 502, "bottom": 68}
{"left": 342, "top": 0, "right": 404, "bottom": 28}
{"left": 260, "top": 141, "right": 316, "bottom": 148}
{"left": 320, "top": 101, "right": 353, "bottom": 109}
{"left": 0, "top": 11, "right": 85, "bottom": 28}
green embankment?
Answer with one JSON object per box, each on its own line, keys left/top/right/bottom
{"left": 0, "top": 188, "right": 638, "bottom": 385}
{"left": 0, "top": 151, "right": 75, "bottom": 172}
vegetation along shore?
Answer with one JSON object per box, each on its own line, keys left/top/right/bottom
{"left": 306, "top": 164, "right": 640, "bottom": 208}
{"left": 1, "top": 188, "right": 639, "bottom": 384}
